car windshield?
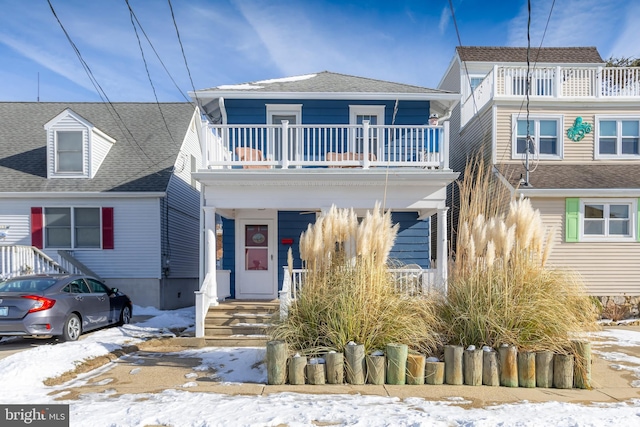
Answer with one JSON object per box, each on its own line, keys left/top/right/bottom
{"left": 0, "top": 278, "right": 57, "bottom": 292}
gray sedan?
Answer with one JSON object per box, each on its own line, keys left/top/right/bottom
{"left": 0, "top": 274, "right": 132, "bottom": 341}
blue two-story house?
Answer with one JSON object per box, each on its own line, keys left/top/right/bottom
{"left": 190, "top": 71, "right": 459, "bottom": 337}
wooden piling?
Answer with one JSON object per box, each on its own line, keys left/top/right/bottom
{"left": 288, "top": 355, "right": 307, "bottom": 385}
{"left": 463, "top": 348, "right": 483, "bottom": 386}
{"left": 535, "top": 351, "right": 554, "bottom": 388}
{"left": 406, "top": 354, "right": 426, "bottom": 385}
{"left": 482, "top": 349, "right": 499, "bottom": 386}
{"left": 572, "top": 341, "right": 591, "bottom": 389}
{"left": 517, "top": 351, "right": 536, "bottom": 388}
{"left": 386, "top": 343, "right": 408, "bottom": 385}
{"left": 366, "top": 355, "right": 385, "bottom": 385}
{"left": 306, "top": 362, "right": 326, "bottom": 385}
{"left": 266, "top": 340, "right": 287, "bottom": 385}
{"left": 425, "top": 360, "right": 445, "bottom": 385}
{"left": 444, "top": 345, "right": 464, "bottom": 385}
{"left": 498, "top": 345, "right": 518, "bottom": 387}
{"left": 345, "top": 344, "right": 365, "bottom": 385}
{"left": 325, "top": 352, "right": 344, "bottom": 384}
{"left": 553, "top": 353, "right": 574, "bottom": 389}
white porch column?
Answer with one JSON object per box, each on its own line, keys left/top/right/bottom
{"left": 204, "top": 206, "right": 218, "bottom": 304}
{"left": 436, "top": 207, "right": 449, "bottom": 293}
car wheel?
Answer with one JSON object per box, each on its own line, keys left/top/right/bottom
{"left": 61, "top": 314, "right": 81, "bottom": 342}
{"left": 119, "top": 306, "right": 132, "bottom": 326}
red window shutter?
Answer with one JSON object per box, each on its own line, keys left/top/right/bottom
{"left": 31, "top": 207, "right": 44, "bottom": 249}
{"left": 102, "top": 207, "right": 114, "bottom": 249}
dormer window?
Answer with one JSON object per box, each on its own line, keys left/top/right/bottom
{"left": 44, "top": 108, "right": 115, "bottom": 179}
{"left": 56, "top": 130, "right": 84, "bottom": 173}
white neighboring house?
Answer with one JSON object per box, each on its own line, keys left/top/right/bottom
{"left": 0, "top": 102, "right": 203, "bottom": 309}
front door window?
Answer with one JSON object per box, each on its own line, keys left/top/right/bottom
{"left": 245, "top": 224, "right": 269, "bottom": 271}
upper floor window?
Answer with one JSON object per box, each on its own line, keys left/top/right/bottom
{"left": 56, "top": 131, "right": 84, "bottom": 173}
{"left": 596, "top": 117, "right": 640, "bottom": 158}
{"left": 44, "top": 207, "right": 101, "bottom": 249}
{"left": 512, "top": 115, "right": 563, "bottom": 159}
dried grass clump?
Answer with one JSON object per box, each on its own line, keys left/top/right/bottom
{"left": 271, "top": 203, "right": 443, "bottom": 355}
{"left": 441, "top": 154, "right": 598, "bottom": 352}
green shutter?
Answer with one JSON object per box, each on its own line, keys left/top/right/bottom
{"left": 565, "top": 198, "right": 580, "bottom": 242}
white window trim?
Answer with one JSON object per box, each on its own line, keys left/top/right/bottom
{"left": 53, "top": 129, "right": 87, "bottom": 177}
{"left": 594, "top": 115, "right": 640, "bottom": 160}
{"left": 266, "top": 104, "right": 302, "bottom": 125}
{"left": 511, "top": 114, "right": 564, "bottom": 160}
{"left": 579, "top": 198, "right": 637, "bottom": 242}
{"left": 44, "top": 206, "right": 102, "bottom": 250}
{"left": 349, "top": 105, "right": 385, "bottom": 126}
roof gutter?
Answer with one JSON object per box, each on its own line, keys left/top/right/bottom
{"left": 517, "top": 188, "right": 640, "bottom": 198}
{"left": 0, "top": 192, "right": 167, "bottom": 199}
{"left": 194, "top": 91, "right": 460, "bottom": 102}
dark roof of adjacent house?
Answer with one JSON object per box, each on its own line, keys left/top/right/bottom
{"left": 0, "top": 102, "right": 196, "bottom": 193}
{"left": 456, "top": 46, "right": 604, "bottom": 64}
{"left": 199, "top": 71, "right": 454, "bottom": 94}
{"left": 497, "top": 163, "right": 640, "bottom": 189}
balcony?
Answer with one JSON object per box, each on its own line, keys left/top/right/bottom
{"left": 201, "top": 121, "right": 449, "bottom": 170}
{"left": 461, "top": 65, "right": 640, "bottom": 127}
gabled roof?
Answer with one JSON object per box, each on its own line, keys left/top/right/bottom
{"left": 456, "top": 46, "right": 604, "bottom": 64}
{"left": 195, "top": 71, "right": 456, "bottom": 98}
{"left": 498, "top": 163, "right": 640, "bottom": 190}
{"left": 0, "top": 102, "right": 196, "bottom": 194}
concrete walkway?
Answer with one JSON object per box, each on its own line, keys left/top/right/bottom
{"left": 47, "top": 326, "right": 640, "bottom": 407}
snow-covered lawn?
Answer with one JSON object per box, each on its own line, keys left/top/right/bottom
{"left": 1, "top": 306, "right": 639, "bottom": 427}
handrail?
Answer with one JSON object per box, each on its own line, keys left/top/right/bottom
{"left": 195, "top": 272, "right": 216, "bottom": 337}
{"left": 0, "top": 245, "right": 67, "bottom": 280}
{"left": 57, "top": 250, "right": 101, "bottom": 280}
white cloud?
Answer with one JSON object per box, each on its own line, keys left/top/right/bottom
{"left": 439, "top": 6, "right": 450, "bottom": 34}
{"left": 607, "top": 1, "right": 640, "bottom": 59}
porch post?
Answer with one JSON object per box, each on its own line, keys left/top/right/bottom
{"left": 436, "top": 207, "right": 449, "bottom": 293}
{"left": 363, "top": 120, "right": 371, "bottom": 169}
{"left": 204, "top": 206, "right": 218, "bottom": 304}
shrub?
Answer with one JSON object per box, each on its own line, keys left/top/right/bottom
{"left": 270, "top": 203, "right": 443, "bottom": 356}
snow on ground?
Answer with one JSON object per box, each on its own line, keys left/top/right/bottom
{"left": 1, "top": 306, "right": 640, "bottom": 426}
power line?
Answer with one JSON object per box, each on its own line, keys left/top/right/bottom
{"left": 47, "top": 0, "right": 156, "bottom": 167}
{"left": 167, "top": 0, "right": 202, "bottom": 109}
{"left": 125, "top": 0, "right": 178, "bottom": 146}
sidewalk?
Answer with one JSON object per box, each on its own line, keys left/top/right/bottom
{"left": 49, "top": 326, "right": 640, "bottom": 407}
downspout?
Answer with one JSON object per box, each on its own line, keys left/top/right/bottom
{"left": 219, "top": 97, "right": 227, "bottom": 125}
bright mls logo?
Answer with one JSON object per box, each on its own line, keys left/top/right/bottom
{"left": 1, "top": 405, "right": 69, "bottom": 426}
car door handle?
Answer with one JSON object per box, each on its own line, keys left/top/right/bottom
{"left": 75, "top": 296, "right": 84, "bottom": 301}
{"left": 98, "top": 296, "right": 106, "bottom": 301}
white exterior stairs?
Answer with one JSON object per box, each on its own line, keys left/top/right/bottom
{"left": 203, "top": 300, "right": 278, "bottom": 347}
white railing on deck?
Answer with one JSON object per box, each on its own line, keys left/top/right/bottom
{"left": 204, "top": 122, "right": 447, "bottom": 170}
{"left": 461, "top": 65, "right": 640, "bottom": 127}
{"left": 0, "top": 245, "right": 68, "bottom": 280}
{"left": 280, "top": 266, "right": 443, "bottom": 317}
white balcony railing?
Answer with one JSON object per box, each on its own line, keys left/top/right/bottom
{"left": 279, "top": 266, "right": 444, "bottom": 318}
{"left": 461, "top": 65, "right": 640, "bottom": 127}
{"left": 203, "top": 121, "right": 449, "bottom": 170}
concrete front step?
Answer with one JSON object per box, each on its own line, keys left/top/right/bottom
{"left": 205, "top": 324, "right": 270, "bottom": 336}
{"left": 204, "top": 335, "right": 270, "bottom": 347}
{"left": 205, "top": 313, "right": 274, "bottom": 326}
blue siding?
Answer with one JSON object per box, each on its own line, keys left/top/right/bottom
{"left": 221, "top": 218, "right": 236, "bottom": 298}
{"left": 389, "top": 212, "right": 431, "bottom": 268}
{"left": 277, "top": 211, "right": 315, "bottom": 290}
{"left": 224, "top": 99, "right": 430, "bottom": 126}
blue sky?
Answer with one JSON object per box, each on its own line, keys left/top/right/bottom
{"left": 1, "top": 0, "right": 638, "bottom": 102}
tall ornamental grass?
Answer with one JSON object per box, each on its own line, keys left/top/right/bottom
{"left": 270, "top": 203, "right": 443, "bottom": 355}
{"left": 441, "top": 156, "right": 597, "bottom": 353}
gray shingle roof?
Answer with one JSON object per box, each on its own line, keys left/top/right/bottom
{"left": 0, "top": 102, "right": 196, "bottom": 193}
{"left": 457, "top": 46, "right": 604, "bottom": 64}
{"left": 199, "top": 71, "right": 453, "bottom": 94}
{"left": 497, "top": 163, "right": 640, "bottom": 189}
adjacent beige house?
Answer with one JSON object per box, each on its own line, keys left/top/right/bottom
{"left": 439, "top": 46, "right": 640, "bottom": 297}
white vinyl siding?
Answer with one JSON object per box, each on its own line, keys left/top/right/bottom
{"left": 531, "top": 197, "right": 640, "bottom": 296}
{"left": 0, "top": 197, "right": 162, "bottom": 278}
{"left": 90, "top": 129, "right": 116, "bottom": 178}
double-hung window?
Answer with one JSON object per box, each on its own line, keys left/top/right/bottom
{"left": 596, "top": 117, "right": 640, "bottom": 158}
{"left": 513, "top": 115, "right": 563, "bottom": 159}
{"left": 55, "top": 131, "right": 84, "bottom": 173}
{"left": 44, "top": 207, "right": 101, "bottom": 248}
{"left": 581, "top": 200, "right": 636, "bottom": 241}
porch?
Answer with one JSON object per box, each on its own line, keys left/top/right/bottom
{"left": 461, "top": 65, "right": 640, "bottom": 126}
{"left": 201, "top": 121, "right": 449, "bottom": 170}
